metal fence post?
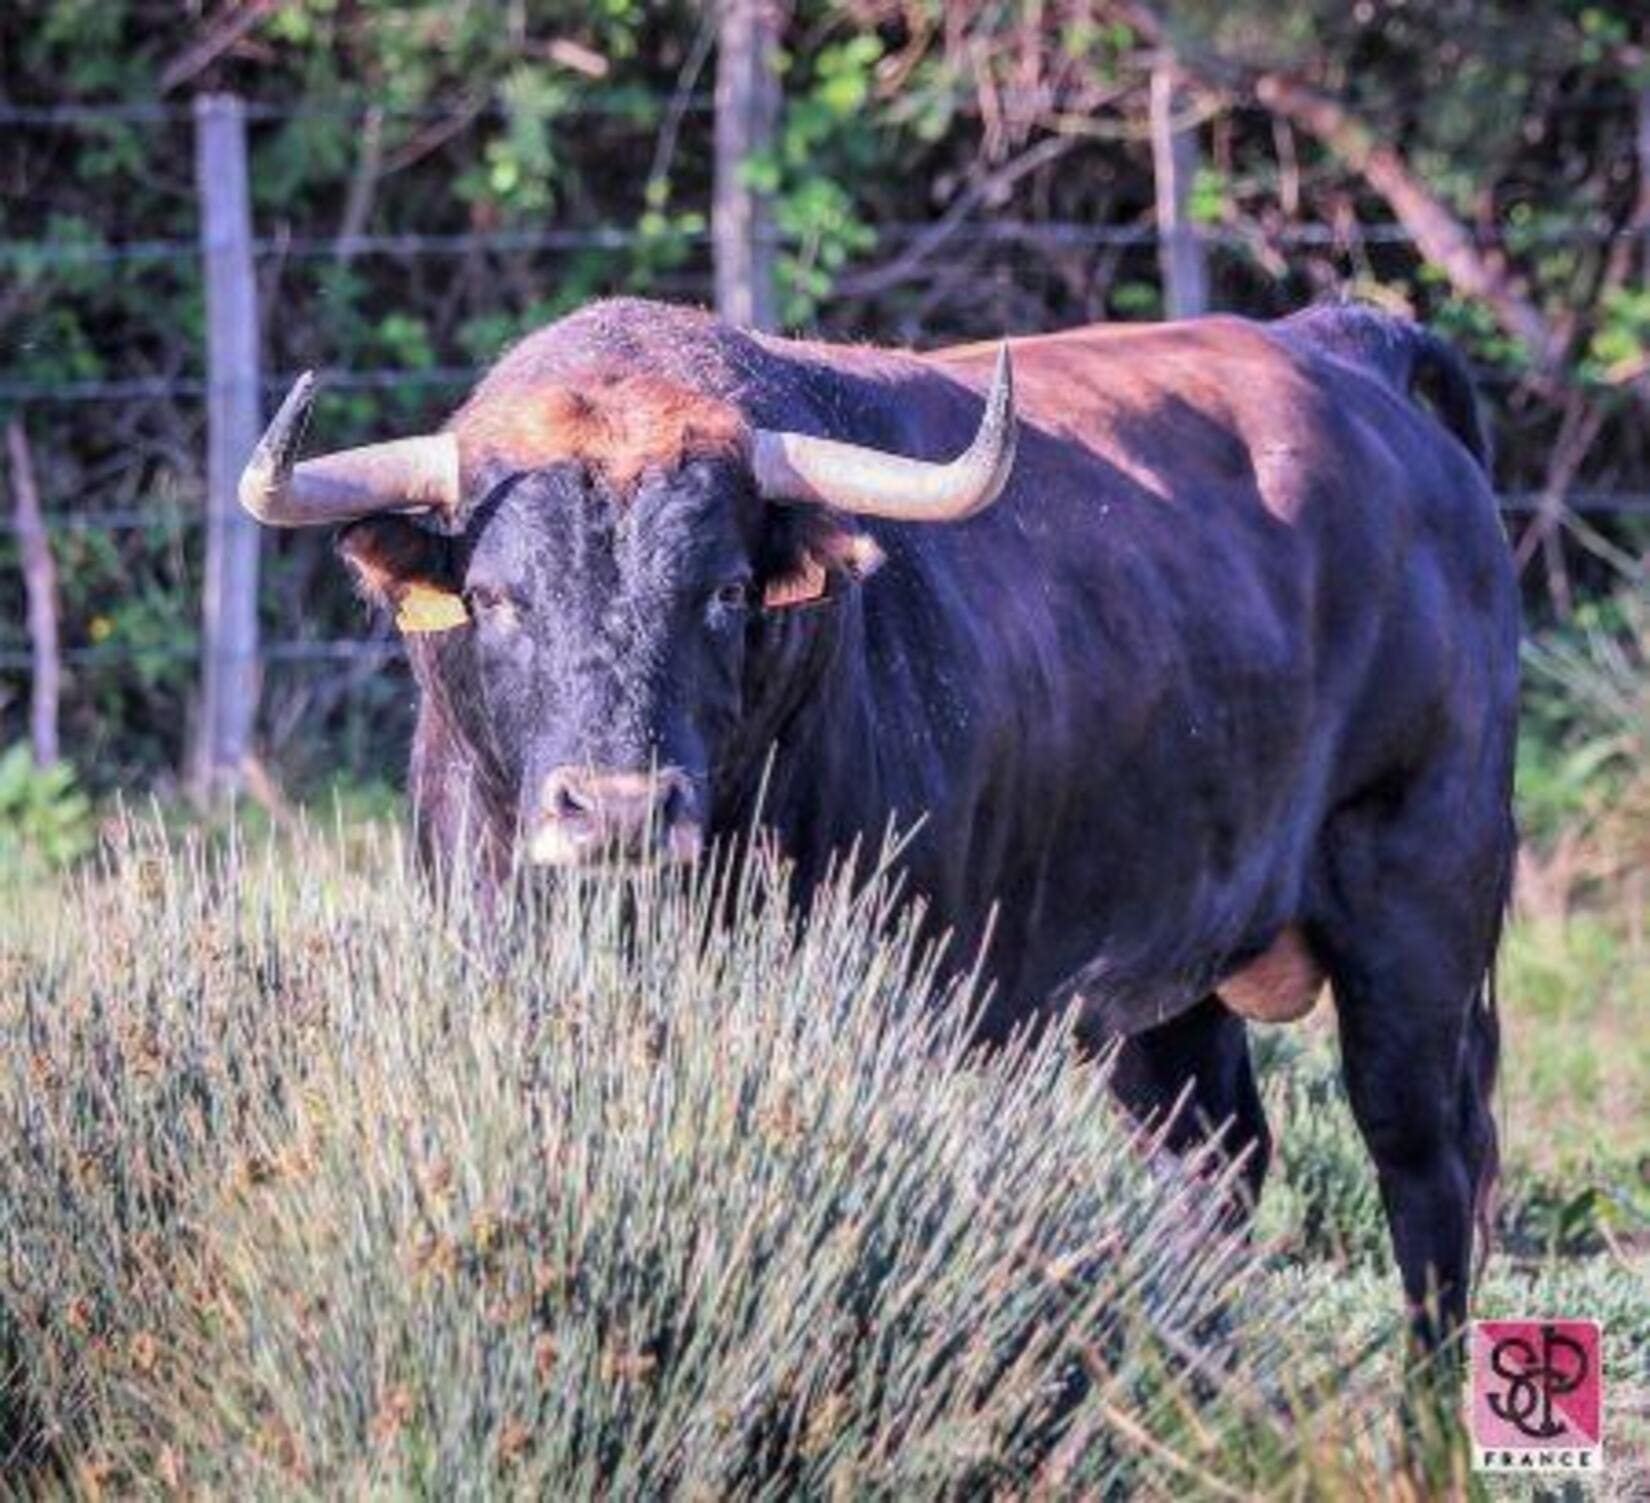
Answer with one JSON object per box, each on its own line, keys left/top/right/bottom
{"left": 192, "top": 92, "right": 262, "bottom": 797}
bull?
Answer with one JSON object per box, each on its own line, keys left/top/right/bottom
{"left": 240, "top": 298, "right": 1519, "bottom": 1352}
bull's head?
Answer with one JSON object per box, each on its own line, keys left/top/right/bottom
{"left": 239, "top": 349, "right": 1015, "bottom": 867}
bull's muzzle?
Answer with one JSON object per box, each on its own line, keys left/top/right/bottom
{"left": 527, "top": 767, "right": 704, "bottom": 868}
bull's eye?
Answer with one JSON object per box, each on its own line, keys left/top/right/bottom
{"left": 710, "top": 579, "right": 753, "bottom": 613}
{"left": 463, "top": 583, "right": 519, "bottom": 622}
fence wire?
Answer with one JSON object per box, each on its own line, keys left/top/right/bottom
{"left": 0, "top": 91, "right": 1630, "bottom": 129}
{"left": 5, "top": 490, "right": 1649, "bottom": 540}
{"left": 0, "top": 357, "right": 1569, "bottom": 406}
{"left": 0, "top": 639, "right": 404, "bottom": 672}
{"left": 0, "top": 367, "right": 483, "bottom": 404}
{"left": 1, "top": 487, "right": 1640, "bottom": 675}
{"left": 1, "top": 216, "right": 1638, "bottom": 272}
{"left": 3, "top": 92, "right": 1645, "bottom": 692}
{"left": 0, "top": 95, "right": 708, "bottom": 127}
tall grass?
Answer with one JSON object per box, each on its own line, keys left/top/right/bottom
{"left": 1520, "top": 578, "right": 1650, "bottom": 914}
{"left": 0, "top": 819, "right": 1351, "bottom": 1497}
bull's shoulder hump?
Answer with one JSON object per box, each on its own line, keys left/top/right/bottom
{"left": 921, "top": 317, "right": 1332, "bottom": 449}
{"left": 928, "top": 315, "right": 1276, "bottom": 372}
{"left": 926, "top": 316, "right": 1320, "bottom": 408}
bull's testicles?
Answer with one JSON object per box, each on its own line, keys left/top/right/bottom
{"left": 1217, "top": 924, "right": 1326, "bottom": 1023}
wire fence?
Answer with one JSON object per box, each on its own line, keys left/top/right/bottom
{"left": 3, "top": 93, "right": 1646, "bottom": 695}
{"left": 0, "top": 639, "right": 402, "bottom": 672}
{"left": 0, "top": 94, "right": 709, "bottom": 127}
{"left": 6, "top": 489, "right": 1650, "bottom": 541}
{"left": 4, "top": 483, "right": 1643, "bottom": 674}
{"left": 0, "top": 205, "right": 1634, "bottom": 412}
{"left": 5, "top": 485, "right": 1645, "bottom": 674}
{"left": 0, "top": 356, "right": 1575, "bottom": 406}
{"left": 0, "top": 89, "right": 1633, "bottom": 129}
{"left": 0, "top": 367, "right": 481, "bottom": 404}
{"left": 1, "top": 214, "right": 1640, "bottom": 274}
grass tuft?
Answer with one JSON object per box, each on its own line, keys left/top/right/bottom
{"left": 2, "top": 818, "right": 1328, "bottom": 1497}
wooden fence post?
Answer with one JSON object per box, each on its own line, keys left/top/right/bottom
{"left": 5, "top": 417, "right": 60, "bottom": 768}
{"left": 714, "top": 0, "right": 782, "bottom": 331}
{"left": 192, "top": 92, "right": 262, "bottom": 798}
{"left": 1149, "top": 59, "right": 1210, "bottom": 319}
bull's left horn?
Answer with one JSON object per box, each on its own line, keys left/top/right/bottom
{"left": 239, "top": 372, "right": 462, "bottom": 528}
{"left": 751, "top": 343, "right": 1017, "bottom": 523}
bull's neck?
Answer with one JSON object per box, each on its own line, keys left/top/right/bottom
{"left": 712, "top": 590, "right": 902, "bottom": 877}
{"left": 407, "top": 650, "right": 518, "bottom": 879}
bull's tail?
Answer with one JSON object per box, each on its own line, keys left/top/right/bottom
{"left": 1407, "top": 326, "right": 1492, "bottom": 474}
{"left": 1280, "top": 303, "right": 1492, "bottom": 473}
{"left": 1466, "top": 942, "right": 1503, "bottom": 1282}
{"left": 1465, "top": 819, "right": 1515, "bottom": 1283}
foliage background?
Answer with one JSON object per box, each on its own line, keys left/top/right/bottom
{"left": 2, "top": 0, "right": 1648, "bottom": 789}
{"left": 1, "top": 4, "right": 1648, "bottom": 1493}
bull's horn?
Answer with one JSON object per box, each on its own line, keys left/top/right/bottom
{"left": 751, "top": 343, "right": 1016, "bottom": 522}
{"left": 238, "top": 372, "right": 462, "bottom": 528}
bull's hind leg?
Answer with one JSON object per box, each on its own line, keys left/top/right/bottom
{"left": 1310, "top": 773, "right": 1511, "bottom": 1357}
{"left": 1109, "top": 995, "right": 1272, "bottom": 1215}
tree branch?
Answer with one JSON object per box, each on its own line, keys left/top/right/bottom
{"left": 1513, "top": 391, "right": 1608, "bottom": 617}
{"left": 647, "top": 12, "right": 717, "bottom": 197}
{"left": 159, "top": 0, "right": 285, "bottom": 94}
{"left": 837, "top": 132, "right": 1085, "bottom": 298}
{"left": 1120, "top": 1, "right": 1566, "bottom": 380}
{"left": 335, "top": 106, "right": 386, "bottom": 261}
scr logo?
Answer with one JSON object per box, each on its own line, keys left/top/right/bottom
{"left": 1470, "top": 1319, "right": 1603, "bottom": 1473}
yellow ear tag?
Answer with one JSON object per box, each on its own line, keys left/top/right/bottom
{"left": 395, "top": 582, "right": 469, "bottom": 634}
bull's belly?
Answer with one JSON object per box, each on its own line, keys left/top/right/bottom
{"left": 1029, "top": 816, "right": 1329, "bottom": 1038}
{"left": 1058, "top": 921, "right": 1326, "bottom": 1041}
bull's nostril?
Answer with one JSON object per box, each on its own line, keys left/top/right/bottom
{"left": 531, "top": 766, "right": 701, "bottom": 866}
{"left": 555, "top": 782, "right": 593, "bottom": 820}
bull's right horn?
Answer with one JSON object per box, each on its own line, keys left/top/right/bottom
{"left": 239, "top": 372, "right": 462, "bottom": 528}
{"left": 750, "top": 343, "right": 1016, "bottom": 523}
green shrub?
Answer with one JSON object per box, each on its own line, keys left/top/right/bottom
{"left": 1, "top": 821, "right": 1337, "bottom": 1497}
{"left": 0, "top": 743, "right": 93, "bottom": 879}
{"left": 1252, "top": 1027, "right": 1390, "bottom": 1270}
{"left": 1521, "top": 580, "right": 1650, "bottom": 887}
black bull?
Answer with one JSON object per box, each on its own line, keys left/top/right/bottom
{"left": 244, "top": 298, "right": 1519, "bottom": 1348}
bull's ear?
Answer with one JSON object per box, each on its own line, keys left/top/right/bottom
{"left": 761, "top": 513, "right": 885, "bottom": 611}
{"left": 337, "top": 518, "right": 467, "bottom": 634}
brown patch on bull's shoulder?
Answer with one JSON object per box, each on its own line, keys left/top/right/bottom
{"left": 1217, "top": 924, "right": 1326, "bottom": 1023}
{"left": 453, "top": 370, "right": 749, "bottom": 491}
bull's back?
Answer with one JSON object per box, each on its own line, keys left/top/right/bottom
{"left": 928, "top": 313, "right": 1504, "bottom": 727}
{"left": 892, "top": 316, "right": 1510, "bottom": 1028}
